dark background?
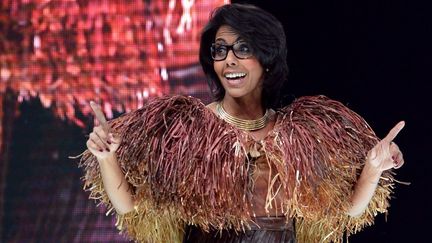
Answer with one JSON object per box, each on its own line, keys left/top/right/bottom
{"left": 235, "top": 0, "right": 430, "bottom": 242}
{"left": 2, "top": 0, "right": 430, "bottom": 242}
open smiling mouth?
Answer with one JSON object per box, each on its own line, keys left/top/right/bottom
{"left": 224, "top": 72, "right": 247, "bottom": 84}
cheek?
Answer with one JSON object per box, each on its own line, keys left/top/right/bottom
{"left": 247, "top": 62, "right": 264, "bottom": 79}
{"left": 243, "top": 58, "right": 262, "bottom": 70}
{"left": 213, "top": 62, "right": 222, "bottom": 74}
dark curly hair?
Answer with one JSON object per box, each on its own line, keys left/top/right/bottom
{"left": 199, "top": 3, "right": 289, "bottom": 109}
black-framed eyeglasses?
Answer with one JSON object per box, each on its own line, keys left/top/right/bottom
{"left": 210, "top": 41, "right": 253, "bottom": 61}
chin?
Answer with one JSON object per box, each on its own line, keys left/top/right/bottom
{"left": 224, "top": 89, "right": 248, "bottom": 99}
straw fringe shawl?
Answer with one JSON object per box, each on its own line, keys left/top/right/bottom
{"left": 78, "top": 95, "right": 395, "bottom": 243}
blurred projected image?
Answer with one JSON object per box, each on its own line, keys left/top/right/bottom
{"left": 0, "top": 0, "right": 227, "bottom": 242}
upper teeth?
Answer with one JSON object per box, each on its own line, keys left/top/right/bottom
{"left": 225, "top": 73, "right": 246, "bottom": 79}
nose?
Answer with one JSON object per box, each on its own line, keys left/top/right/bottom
{"left": 225, "top": 49, "right": 238, "bottom": 67}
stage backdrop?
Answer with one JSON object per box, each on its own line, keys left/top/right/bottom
{"left": 0, "top": 0, "right": 227, "bottom": 242}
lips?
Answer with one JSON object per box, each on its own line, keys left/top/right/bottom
{"left": 223, "top": 72, "right": 247, "bottom": 86}
{"left": 227, "top": 77, "right": 247, "bottom": 87}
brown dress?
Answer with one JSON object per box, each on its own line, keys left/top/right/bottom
{"left": 183, "top": 141, "right": 296, "bottom": 243}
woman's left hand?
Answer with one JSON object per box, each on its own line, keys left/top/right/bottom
{"left": 366, "top": 121, "right": 405, "bottom": 172}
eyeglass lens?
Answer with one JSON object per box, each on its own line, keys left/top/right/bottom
{"left": 211, "top": 42, "right": 253, "bottom": 61}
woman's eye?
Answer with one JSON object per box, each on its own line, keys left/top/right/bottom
{"left": 237, "top": 43, "right": 251, "bottom": 53}
{"left": 215, "top": 46, "right": 227, "bottom": 53}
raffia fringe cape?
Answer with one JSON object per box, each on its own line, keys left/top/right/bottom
{"left": 78, "top": 95, "right": 395, "bottom": 243}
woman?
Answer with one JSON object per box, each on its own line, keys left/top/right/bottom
{"left": 80, "top": 3, "right": 405, "bottom": 243}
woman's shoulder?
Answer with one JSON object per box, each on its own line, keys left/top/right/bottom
{"left": 124, "top": 94, "right": 212, "bottom": 117}
{"left": 146, "top": 94, "right": 206, "bottom": 107}
{"left": 275, "top": 94, "right": 373, "bottom": 135}
{"left": 279, "top": 95, "right": 342, "bottom": 110}
{"left": 112, "top": 94, "right": 223, "bottom": 127}
{"left": 276, "top": 95, "right": 359, "bottom": 118}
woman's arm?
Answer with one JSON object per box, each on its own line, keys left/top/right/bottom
{"left": 97, "top": 153, "right": 135, "bottom": 215}
{"left": 348, "top": 162, "right": 382, "bottom": 217}
{"left": 348, "top": 121, "right": 405, "bottom": 217}
{"left": 86, "top": 101, "right": 135, "bottom": 215}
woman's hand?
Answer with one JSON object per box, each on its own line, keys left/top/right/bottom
{"left": 86, "top": 101, "right": 121, "bottom": 160}
{"left": 366, "top": 121, "right": 405, "bottom": 172}
{"left": 348, "top": 121, "right": 406, "bottom": 217}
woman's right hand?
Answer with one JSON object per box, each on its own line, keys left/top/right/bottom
{"left": 86, "top": 101, "right": 121, "bottom": 160}
{"left": 85, "top": 101, "right": 134, "bottom": 215}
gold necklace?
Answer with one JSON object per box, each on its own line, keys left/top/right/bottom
{"left": 216, "top": 102, "right": 270, "bottom": 131}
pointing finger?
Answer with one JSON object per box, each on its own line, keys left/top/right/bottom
{"left": 383, "top": 121, "right": 405, "bottom": 143}
{"left": 90, "top": 101, "right": 111, "bottom": 134}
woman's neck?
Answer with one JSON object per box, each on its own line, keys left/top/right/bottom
{"left": 221, "top": 95, "right": 265, "bottom": 120}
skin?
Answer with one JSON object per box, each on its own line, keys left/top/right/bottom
{"left": 208, "top": 25, "right": 273, "bottom": 141}
{"left": 348, "top": 121, "right": 405, "bottom": 216}
{"left": 86, "top": 101, "right": 134, "bottom": 215}
{"left": 212, "top": 26, "right": 264, "bottom": 116}
{"left": 86, "top": 25, "right": 405, "bottom": 217}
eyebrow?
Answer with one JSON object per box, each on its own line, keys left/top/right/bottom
{"left": 214, "top": 36, "right": 243, "bottom": 44}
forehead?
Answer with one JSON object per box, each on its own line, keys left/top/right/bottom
{"left": 215, "top": 25, "right": 241, "bottom": 43}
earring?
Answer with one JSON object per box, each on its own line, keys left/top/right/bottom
{"left": 265, "top": 68, "right": 270, "bottom": 72}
